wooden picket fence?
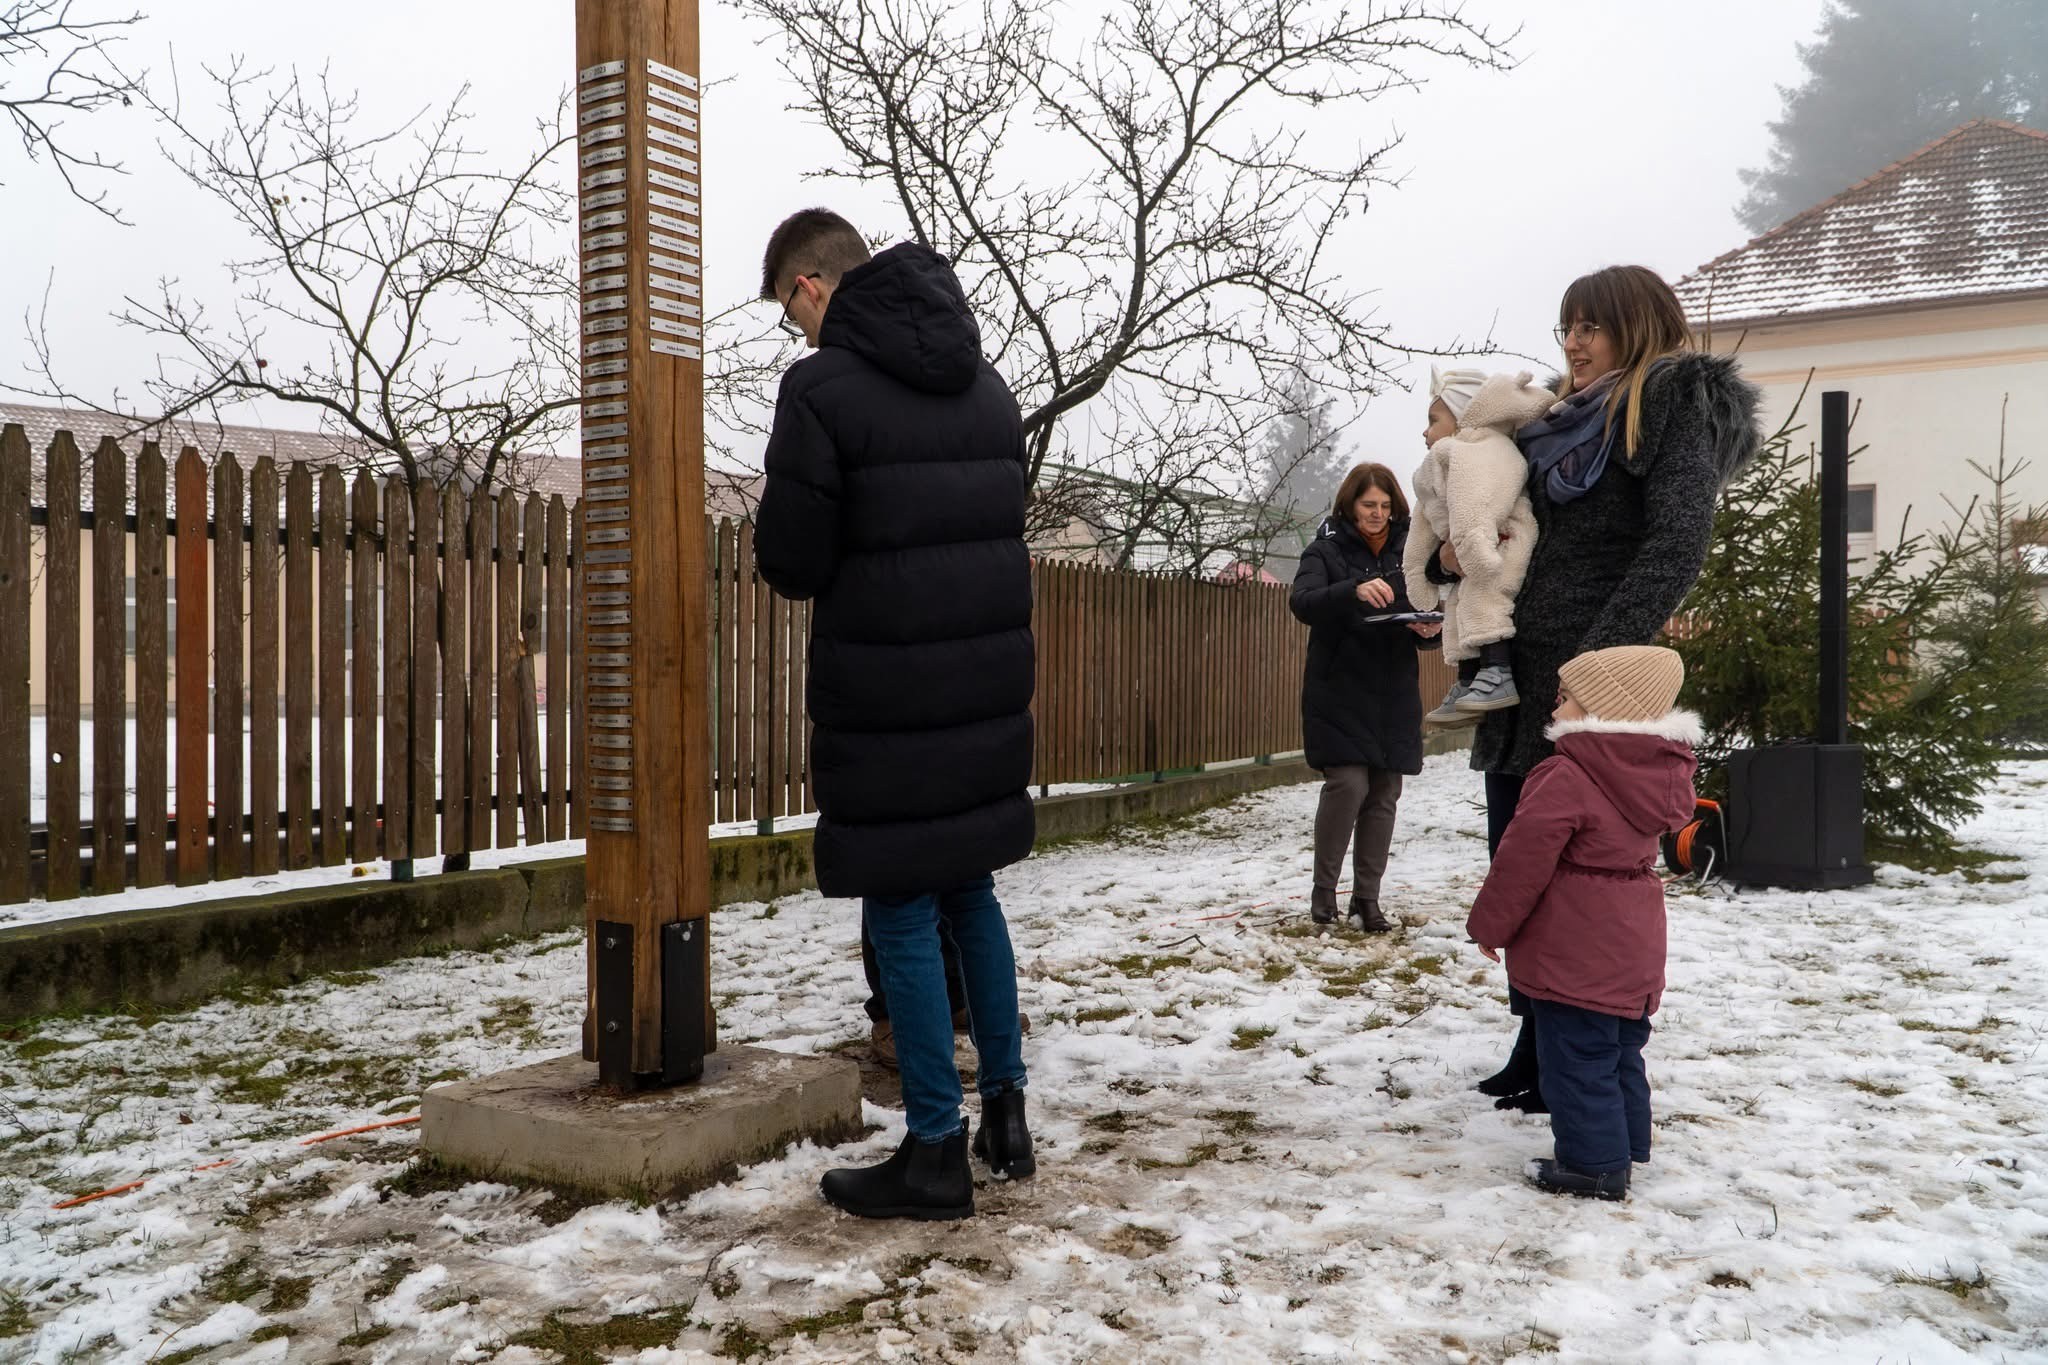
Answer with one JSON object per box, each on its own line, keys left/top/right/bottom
{"left": 0, "top": 424, "right": 1452, "bottom": 906}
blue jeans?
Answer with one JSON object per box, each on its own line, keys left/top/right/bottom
{"left": 1531, "top": 998, "right": 1653, "bottom": 1174}
{"left": 863, "top": 875, "right": 1028, "bottom": 1142}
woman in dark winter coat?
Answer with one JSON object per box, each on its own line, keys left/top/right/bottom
{"left": 1290, "top": 462, "right": 1444, "bottom": 933}
{"left": 1433, "top": 264, "right": 1762, "bottom": 1111}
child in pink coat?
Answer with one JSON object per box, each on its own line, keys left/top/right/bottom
{"left": 1466, "top": 645, "right": 1699, "bottom": 1200}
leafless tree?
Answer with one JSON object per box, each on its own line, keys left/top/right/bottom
{"left": 745, "top": 0, "right": 1511, "bottom": 572}
{"left": 22, "top": 60, "right": 577, "bottom": 491}
{"left": 23, "top": 56, "right": 793, "bottom": 495}
{"left": 1, "top": 0, "right": 142, "bottom": 220}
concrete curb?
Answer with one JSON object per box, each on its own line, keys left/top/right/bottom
{"left": 0, "top": 747, "right": 1468, "bottom": 1021}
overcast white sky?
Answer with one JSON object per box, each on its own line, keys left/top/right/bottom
{"left": 0, "top": 0, "right": 1829, "bottom": 492}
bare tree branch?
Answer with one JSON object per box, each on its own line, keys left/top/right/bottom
{"left": 746, "top": 0, "right": 1513, "bottom": 573}
{"left": 0, "top": 0, "right": 143, "bottom": 220}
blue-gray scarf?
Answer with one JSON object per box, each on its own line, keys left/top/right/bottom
{"left": 1517, "top": 369, "right": 1625, "bottom": 504}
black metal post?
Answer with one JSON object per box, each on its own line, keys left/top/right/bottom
{"left": 1819, "top": 390, "right": 1850, "bottom": 747}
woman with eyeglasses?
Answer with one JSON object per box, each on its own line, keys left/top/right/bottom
{"left": 1431, "top": 264, "right": 1762, "bottom": 1112}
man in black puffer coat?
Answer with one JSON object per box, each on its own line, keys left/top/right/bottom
{"left": 755, "top": 209, "right": 1033, "bottom": 1222}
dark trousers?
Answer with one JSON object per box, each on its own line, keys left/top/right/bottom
{"left": 1530, "top": 998, "right": 1653, "bottom": 1174}
{"left": 862, "top": 911, "right": 966, "bottom": 1022}
{"left": 1312, "top": 765, "right": 1403, "bottom": 900}
{"left": 1456, "top": 640, "right": 1513, "bottom": 683}
{"left": 1485, "top": 772, "right": 1534, "bottom": 1021}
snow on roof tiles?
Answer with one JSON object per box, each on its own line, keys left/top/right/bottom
{"left": 1676, "top": 120, "right": 2048, "bottom": 327}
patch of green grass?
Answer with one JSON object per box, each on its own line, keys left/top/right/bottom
{"left": 1261, "top": 963, "right": 1294, "bottom": 983}
{"left": 267, "top": 1275, "right": 312, "bottom": 1312}
{"left": 1085, "top": 1110, "right": 1139, "bottom": 1134}
{"left": 1869, "top": 838, "right": 2023, "bottom": 883}
{"left": 1107, "top": 1223, "right": 1175, "bottom": 1256}
{"left": 1314, "top": 1265, "right": 1347, "bottom": 1285}
{"left": 1319, "top": 961, "right": 1380, "bottom": 988}
{"left": 339, "top": 1323, "right": 395, "bottom": 1349}
{"left": 1320, "top": 985, "right": 1360, "bottom": 999}
{"left": 365, "top": 1256, "right": 416, "bottom": 1302}
{"left": 378, "top": 1158, "right": 476, "bottom": 1201}
{"left": 1788, "top": 997, "right": 1824, "bottom": 1007}
{"left": 1894, "top": 1267, "right": 1990, "bottom": 1300}
{"left": 155, "top": 1347, "right": 212, "bottom": 1365}
{"left": 249, "top": 1324, "right": 291, "bottom": 1344}
{"left": 1229, "top": 1025, "right": 1276, "bottom": 1051}
{"left": 1109, "top": 953, "right": 1193, "bottom": 979}
{"left": 1108, "top": 1078, "right": 1153, "bottom": 1097}
{"left": 1707, "top": 1272, "right": 1752, "bottom": 1289}
{"left": 1206, "top": 1110, "right": 1258, "bottom": 1138}
{"left": 1074, "top": 1006, "right": 1132, "bottom": 1024}
{"left": 1847, "top": 1078, "right": 1907, "bottom": 1098}
{"left": 1899, "top": 1019, "right": 1942, "bottom": 1032}
{"left": 1134, "top": 1142, "right": 1220, "bottom": 1171}
{"left": 201, "top": 1250, "right": 269, "bottom": 1304}
{"left": 481, "top": 997, "right": 539, "bottom": 1035}
{"left": 1898, "top": 967, "right": 1945, "bottom": 985}
{"left": 717, "top": 1322, "right": 772, "bottom": 1360}
{"left": 508, "top": 1304, "right": 696, "bottom": 1364}
{"left": 0, "top": 1291, "right": 29, "bottom": 1339}
{"left": 14, "top": 1038, "right": 87, "bottom": 1060}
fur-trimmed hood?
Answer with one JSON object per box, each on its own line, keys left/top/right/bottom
{"left": 1544, "top": 710, "right": 1705, "bottom": 746}
{"left": 1633, "top": 352, "right": 1762, "bottom": 490}
{"left": 1544, "top": 709, "right": 1701, "bottom": 837}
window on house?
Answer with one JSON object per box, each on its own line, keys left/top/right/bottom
{"left": 124, "top": 575, "right": 177, "bottom": 655}
{"left": 1847, "top": 486, "right": 1876, "bottom": 537}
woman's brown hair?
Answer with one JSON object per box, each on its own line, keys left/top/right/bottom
{"left": 1558, "top": 264, "right": 1690, "bottom": 458}
{"left": 1331, "top": 462, "right": 1410, "bottom": 524}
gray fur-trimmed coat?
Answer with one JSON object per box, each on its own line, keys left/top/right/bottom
{"left": 1452, "top": 352, "right": 1761, "bottom": 778}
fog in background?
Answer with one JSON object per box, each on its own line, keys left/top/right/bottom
{"left": 0, "top": 0, "right": 1829, "bottom": 493}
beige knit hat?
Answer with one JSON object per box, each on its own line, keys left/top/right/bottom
{"left": 1557, "top": 646, "right": 1685, "bottom": 724}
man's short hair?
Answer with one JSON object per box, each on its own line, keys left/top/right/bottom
{"left": 760, "top": 208, "right": 873, "bottom": 301}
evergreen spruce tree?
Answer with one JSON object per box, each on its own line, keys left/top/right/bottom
{"left": 1919, "top": 401, "right": 2048, "bottom": 751}
{"left": 1738, "top": 0, "right": 2048, "bottom": 233}
{"left": 1671, "top": 383, "right": 2045, "bottom": 855}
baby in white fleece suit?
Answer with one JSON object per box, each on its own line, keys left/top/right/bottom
{"left": 1405, "top": 366, "right": 1554, "bottom": 723}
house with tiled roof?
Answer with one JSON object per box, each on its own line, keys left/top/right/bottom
{"left": 1675, "top": 119, "right": 2048, "bottom": 575}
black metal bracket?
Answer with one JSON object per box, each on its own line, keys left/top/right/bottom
{"left": 595, "top": 918, "right": 635, "bottom": 1089}
{"left": 660, "top": 918, "right": 708, "bottom": 1085}
{"left": 594, "top": 917, "right": 708, "bottom": 1089}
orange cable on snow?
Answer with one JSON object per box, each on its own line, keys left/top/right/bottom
{"left": 50, "top": 1178, "right": 147, "bottom": 1210}
{"left": 301, "top": 1115, "right": 421, "bottom": 1146}
{"left": 48, "top": 1116, "right": 415, "bottom": 1209}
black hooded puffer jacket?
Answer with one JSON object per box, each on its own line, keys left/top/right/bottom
{"left": 754, "top": 243, "right": 1035, "bottom": 899}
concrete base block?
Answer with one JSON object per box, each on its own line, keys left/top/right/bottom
{"left": 421, "top": 1046, "right": 863, "bottom": 1199}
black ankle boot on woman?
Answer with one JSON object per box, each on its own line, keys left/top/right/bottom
{"left": 820, "top": 1124, "right": 973, "bottom": 1221}
{"left": 1476, "top": 1017, "right": 1538, "bottom": 1097}
{"left": 971, "top": 1084, "right": 1035, "bottom": 1180}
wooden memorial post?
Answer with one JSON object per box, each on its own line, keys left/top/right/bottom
{"left": 575, "top": 0, "right": 715, "bottom": 1088}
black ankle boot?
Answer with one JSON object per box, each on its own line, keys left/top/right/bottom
{"left": 971, "top": 1085, "right": 1036, "bottom": 1180}
{"left": 1476, "top": 1019, "right": 1538, "bottom": 1097}
{"left": 1310, "top": 886, "right": 1339, "bottom": 925}
{"left": 821, "top": 1124, "right": 973, "bottom": 1221}
{"left": 1529, "top": 1157, "right": 1629, "bottom": 1201}
{"left": 1494, "top": 1088, "right": 1550, "bottom": 1114}
{"left": 1347, "top": 897, "right": 1392, "bottom": 933}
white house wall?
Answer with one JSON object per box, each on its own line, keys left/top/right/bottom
{"left": 1709, "top": 295, "right": 2048, "bottom": 574}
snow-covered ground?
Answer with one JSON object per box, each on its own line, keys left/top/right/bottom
{"left": 2, "top": 756, "right": 2044, "bottom": 1363}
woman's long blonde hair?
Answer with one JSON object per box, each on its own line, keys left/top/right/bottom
{"left": 1558, "top": 265, "right": 1690, "bottom": 458}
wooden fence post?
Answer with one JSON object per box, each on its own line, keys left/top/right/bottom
{"left": 91, "top": 438, "right": 127, "bottom": 893}
{"left": 0, "top": 426, "right": 33, "bottom": 902}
